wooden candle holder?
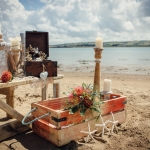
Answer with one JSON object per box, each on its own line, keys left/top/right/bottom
{"left": 93, "top": 48, "right": 103, "bottom": 92}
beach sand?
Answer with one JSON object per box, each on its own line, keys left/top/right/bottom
{"left": 0, "top": 65, "right": 150, "bottom": 150}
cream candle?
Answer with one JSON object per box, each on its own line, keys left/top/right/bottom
{"left": 103, "top": 79, "right": 112, "bottom": 92}
{"left": 10, "top": 37, "right": 21, "bottom": 50}
{"left": 95, "top": 37, "right": 103, "bottom": 49}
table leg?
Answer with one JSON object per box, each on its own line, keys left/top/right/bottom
{"left": 0, "top": 87, "right": 15, "bottom": 118}
{"left": 53, "top": 82, "right": 60, "bottom": 98}
{"left": 41, "top": 84, "right": 48, "bottom": 100}
{"left": 6, "top": 87, "right": 15, "bottom": 118}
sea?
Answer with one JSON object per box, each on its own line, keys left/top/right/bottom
{"left": 49, "top": 47, "right": 150, "bottom": 68}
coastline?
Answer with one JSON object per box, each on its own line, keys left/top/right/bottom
{"left": 50, "top": 40, "right": 150, "bottom": 48}
{"left": 0, "top": 66, "right": 150, "bottom": 150}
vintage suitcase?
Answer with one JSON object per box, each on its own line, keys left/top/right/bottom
{"left": 29, "top": 93, "right": 127, "bottom": 146}
{"left": 24, "top": 31, "right": 57, "bottom": 77}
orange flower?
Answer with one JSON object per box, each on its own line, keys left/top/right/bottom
{"left": 74, "top": 86, "right": 84, "bottom": 96}
{"left": 1, "top": 71, "right": 13, "bottom": 82}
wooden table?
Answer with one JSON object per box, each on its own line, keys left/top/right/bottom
{"left": 0, "top": 74, "right": 64, "bottom": 141}
{"left": 0, "top": 74, "right": 64, "bottom": 118}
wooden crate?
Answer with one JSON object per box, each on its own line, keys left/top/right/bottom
{"left": 25, "top": 31, "right": 57, "bottom": 77}
{"left": 31, "top": 93, "right": 127, "bottom": 128}
{"left": 32, "top": 110, "right": 126, "bottom": 147}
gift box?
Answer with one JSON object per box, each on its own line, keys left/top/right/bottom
{"left": 24, "top": 31, "right": 57, "bottom": 77}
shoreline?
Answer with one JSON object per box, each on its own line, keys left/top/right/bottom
{"left": 58, "top": 64, "right": 150, "bottom": 75}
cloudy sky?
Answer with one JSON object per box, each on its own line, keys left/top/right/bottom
{"left": 0, "top": 0, "right": 150, "bottom": 44}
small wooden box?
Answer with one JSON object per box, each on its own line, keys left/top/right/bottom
{"left": 25, "top": 31, "right": 57, "bottom": 77}
{"left": 31, "top": 94, "right": 127, "bottom": 129}
{"left": 24, "top": 60, "right": 57, "bottom": 77}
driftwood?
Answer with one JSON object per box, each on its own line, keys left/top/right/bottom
{"left": 17, "top": 45, "right": 24, "bottom": 68}
{"left": 6, "top": 51, "right": 17, "bottom": 73}
{"left": 6, "top": 46, "right": 24, "bottom": 75}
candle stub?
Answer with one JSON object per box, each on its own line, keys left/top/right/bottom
{"left": 103, "top": 79, "right": 112, "bottom": 92}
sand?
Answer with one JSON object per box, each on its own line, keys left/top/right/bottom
{"left": 0, "top": 65, "right": 150, "bottom": 150}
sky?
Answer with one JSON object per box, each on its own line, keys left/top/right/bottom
{"left": 0, "top": 0, "right": 150, "bottom": 44}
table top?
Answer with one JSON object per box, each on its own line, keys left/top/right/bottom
{"left": 0, "top": 74, "right": 64, "bottom": 89}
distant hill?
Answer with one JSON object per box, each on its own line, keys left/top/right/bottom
{"left": 50, "top": 40, "right": 150, "bottom": 48}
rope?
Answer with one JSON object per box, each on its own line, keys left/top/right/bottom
{"left": 22, "top": 107, "right": 51, "bottom": 125}
{"left": 42, "top": 63, "right": 46, "bottom": 72}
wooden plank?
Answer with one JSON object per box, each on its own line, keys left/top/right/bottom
{"left": 0, "top": 99, "right": 32, "bottom": 126}
{"left": 0, "top": 77, "right": 52, "bottom": 89}
{"left": 32, "top": 110, "right": 126, "bottom": 147}
{"left": 0, "top": 99, "right": 33, "bottom": 141}
{"left": 0, "top": 120, "right": 30, "bottom": 141}
{"left": 0, "top": 75, "right": 63, "bottom": 89}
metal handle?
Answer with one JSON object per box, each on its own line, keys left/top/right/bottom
{"left": 22, "top": 107, "right": 51, "bottom": 125}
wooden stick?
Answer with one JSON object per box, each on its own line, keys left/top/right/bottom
{"left": 0, "top": 99, "right": 32, "bottom": 128}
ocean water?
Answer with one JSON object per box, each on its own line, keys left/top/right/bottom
{"left": 49, "top": 47, "right": 150, "bottom": 68}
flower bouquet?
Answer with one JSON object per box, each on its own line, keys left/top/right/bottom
{"left": 63, "top": 83, "right": 102, "bottom": 117}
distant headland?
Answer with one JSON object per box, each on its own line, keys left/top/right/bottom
{"left": 50, "top": 40, "right": 150, "bottom": 48}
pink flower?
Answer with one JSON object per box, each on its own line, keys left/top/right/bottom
{"left": 68, "top": 93, "right": 73, "bottom": 100}
{"left": 85, "top": 89, "right": 92, "bottom": 94}
{"left": 74, "top": 86, "right": 84, "bottom": 96}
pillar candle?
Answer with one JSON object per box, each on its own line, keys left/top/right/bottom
{"left": 95, "top": 37, "right": 103, "bottom": 49}
{"left": 10, "top": 37, "right": 21, "bottom": 50}
{"left": 103, "top": 79, "right": 112, "bottom": 92}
